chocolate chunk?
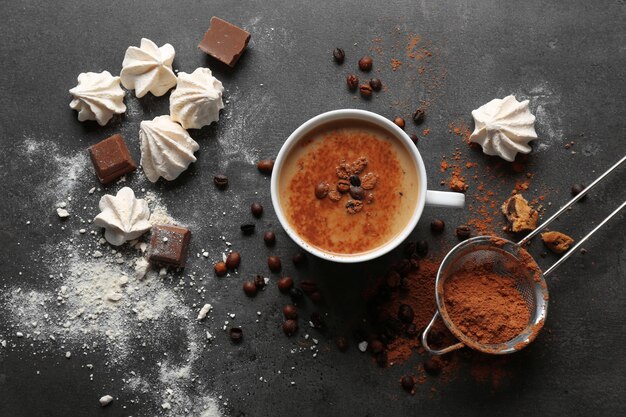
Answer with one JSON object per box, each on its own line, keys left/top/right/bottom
{"left": 148, "top": 225, "right": 191, "bottom": 268}
{"left": 88, "top": 134, "right": 136, "bottom": 184}
{"left": 198, "top": 17, "right": 251, "bottom": 67}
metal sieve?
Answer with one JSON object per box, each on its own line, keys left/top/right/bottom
{"left": 422, "top": 155, "right": 626, "bottom": 355}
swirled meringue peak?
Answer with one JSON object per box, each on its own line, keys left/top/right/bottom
{"left": 139, "top": 115, "right": 199, "bottom": 182}
{"left": 120, "top": 38, "right": 177, "bottom": 98}
{"left": 69, "top": 71, "right": 126, "bottom": 126}
{"left": 169, "top": 67, "right": 224, "bottom": 129}
{"left": 469, "top": 95, "right": 538, "bottom": 162}
{"left": 94, "top": 187, "right": 151, "bottom": 246}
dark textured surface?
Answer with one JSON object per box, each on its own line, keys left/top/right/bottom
{"left": 1, "top": 0, "right": 625, "bottom": 416}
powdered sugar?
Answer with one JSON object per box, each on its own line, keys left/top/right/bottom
{"left": 4, "top": 140, "right": 223, "bottom": 416}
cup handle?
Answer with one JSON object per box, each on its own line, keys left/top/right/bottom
{"left": 425, "top": 190, "right": 465, "bottom": 208}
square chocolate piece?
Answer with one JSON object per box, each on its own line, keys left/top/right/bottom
{"left": 88, "top": 134, "right": 137, "bottom": 184}
{"left": 198, "top": 17, "right": 251, "bottom": 67}
{"left": 149, "top": 225, "right": 192, "bottom": 268}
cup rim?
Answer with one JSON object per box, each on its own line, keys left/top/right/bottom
{"left": 270, "top": 109, "right": 428, "bottom": 263}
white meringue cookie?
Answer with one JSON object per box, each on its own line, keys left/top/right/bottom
{"left": 469, "top": 95, "right": 538, "bottom": 162}
{"left": 94, "top": 187, "right": 151, "bottom": 246}
{"left": 169, "top": 67, "right": 224, "bottom": 129}
{"left": 69, "top": 71, "right": 126, "bottom": 126}
{"left": 120, "top": 38, "right": 177, "bottom": 98}
{"left": 139, "top": 115, "right": 200, "bottom": 182}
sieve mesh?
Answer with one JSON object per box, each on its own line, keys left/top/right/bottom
{"left": 435, "top": 236, "right": 548, "bottom": 355}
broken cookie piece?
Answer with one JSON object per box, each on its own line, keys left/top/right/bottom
{"left": 502, "top": 194, "right": 538, "bottom": 232}
{"left": 541, "top": 231, "right": 574, "bottom": 254}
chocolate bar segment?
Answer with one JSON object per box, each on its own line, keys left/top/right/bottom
{"left": 149, "top": 225, "right": 191, "bottom": 268}
{"left": 88, "top": 134, "right": 137, "bottom": 184}
{"left": 198, "top": 17, "right": 251, "bottom": 67}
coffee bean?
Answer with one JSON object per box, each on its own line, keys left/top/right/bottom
{"left": 310, "top": 291, "right": 322, "bottom": 303}
{"left": 282, "top": 304, "right": 298, "bottom": 320}
{"left": 214, "top": 261, "right": 227, "bottom": 276}
{"left": 277, "top": 276, "right": 294, "bottom": 292}
{"left": 401, "top": 375, "right": 415, "bottom": 392}
{"left": 423, "top": 358, "right": 442, "bottom": 375}
{"left": 225, "top": 252, "right": 241, "bottom": 270}
{"left": 240, "top": 223, "right": 255, "bottom": 235}
{"left": 395, "top": 259, "right": 411, "bottom": 275}
{"left": 332, "top": 47, "right": 345, "bottom": 64}
{"left": 412, "top": 108, "right": 425, "bottom": 124}
{"left": 409, "top": 133, "right": 419, "bottom": 145}
{"left": 213, "top": 174, "right": 228, "bottom": 190}
{"left": 282, "top": 319, "right": 298, "bottom": 336}
{"left": 254, "top": 275, "right": 266, "bottom": 289}
{"left": 229, "top": 327, "right": 243, "bottom": 342}
{"left": 376, "top": 350, "right": 388, "bottom": 367}
{"left": 268, "top": 256, "right": 281, "bottom": 272}
{"left": 289, "top": 287, "right": 304, "bottom": 301}
{"left": 349, "top": 186, "right": 365, "bottom": 200}
{"left": 251, "top": 202, "right": 263, "bottom": 217}
{"left": 335, "top": 336, "right": 349, "bottom": 352}
{"left": 398, "top": 304, "right": 415, "bottom": 323}
{"left": 257, "top": 159, "right": 274, "bottom": 175}
{"left": 243, "top": 281, "right": 257, "bottom": 297}
{"left": 369, "top": 78, "right": 382, "bottom": 91}
{"left": 349, "top": 175, "right": 361, "bottom": 187}
{"left": 358, "top": 55, "right": 373, "bottom": 71}
{"left": 315, "top": 182, "right": 329, "bottom": 199}
{"left": 416, "top": 240, "right": 428, "bottom": 256}
{"left": 359, "top": 84, "right": 373, "bottom": 98}
{"left": 310, "top": 312, "right": 324, "bottom": 328}
{"left": 263, "top": 231, "right": 276, "bottom": 246}
{"left": 346, "top": 74, "right": 359, "bottom": 90}
{"left": 369, "top": 339, "right": 384, "bottom": 354}
{"left": 337, "top": 179, "right": 350, "bottom": 193}
{"left": 404, "top": 242, "right": 416, "bottom": 257}
{"left": 292, "top": 252, "right": 306, "bottom": 266}
{"left": 299, "top": 280, "right": 317, "bottom": 295}
{"left": 386, "top": 271, "right": 401, "bottom": 288}
{"left": 571, "top": 183, "right": 587, "bottom": 201}
{"left": 394, "top": 117, "right": 405, "bottom": 129}
{"left": 431, "top": 219, "right": 445, "bottom": 233}
{"left": 455, "top": 225, "right": 471, "bottom": 240}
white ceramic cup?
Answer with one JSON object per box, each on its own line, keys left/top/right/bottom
{"left": 270, "top": 109, "right": 465, "bottom": 263}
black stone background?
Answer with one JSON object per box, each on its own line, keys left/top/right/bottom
{"left": 1, "top": 0, "right": 625, "bottom": 416}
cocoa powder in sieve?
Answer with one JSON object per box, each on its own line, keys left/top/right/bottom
{"left": 442, "top": 261, "right": 531, "bottom": 345}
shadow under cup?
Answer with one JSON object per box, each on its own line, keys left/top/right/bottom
{"left": 270, "top": 109, "right": 432, "bottom": 263}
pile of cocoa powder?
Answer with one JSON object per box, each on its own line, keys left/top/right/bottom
{"left": 442, "top": 260, "right": 531, "bottom": 345}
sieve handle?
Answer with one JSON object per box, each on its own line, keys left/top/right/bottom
{"left": 543, "top": 199, "right": 626, "bottom": 277}
{"left": 518, "top": 154, "right": 626, "bottom": 247}
{"left": 421, "top": 311, "right": 465, "bottom": 355}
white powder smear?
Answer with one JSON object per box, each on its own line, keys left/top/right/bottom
{"left": 4, "top": 140, "right": 223, "bottom": 417}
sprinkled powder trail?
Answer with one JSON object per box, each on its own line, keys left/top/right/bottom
{"left": 2, "top": 141, "right": 224, "bottom": 416}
